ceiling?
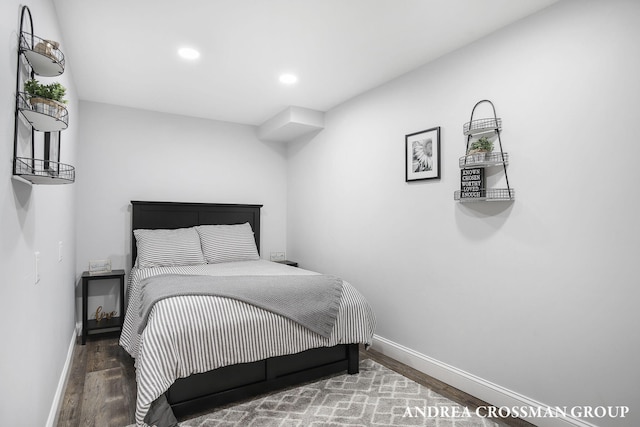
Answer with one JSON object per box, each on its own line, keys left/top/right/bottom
{"left": 52, "top": 0, "right": 558, "bottom": 126}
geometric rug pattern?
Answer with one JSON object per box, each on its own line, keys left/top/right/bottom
{"left": 179, "top": 359, "right": 498, "bottom": 427}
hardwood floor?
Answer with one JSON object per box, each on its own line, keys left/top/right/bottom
{"left": 363, "top": 347, "right": 536, "bottom": 427}
{"left": 55, "top": 333, "right": 535, "bottom": 427}
{"left": 55, "top": 333, "right": 136, "bottom": 427}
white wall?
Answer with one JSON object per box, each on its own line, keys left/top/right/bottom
{"left": 287, "top": 0, "right": 639, "bottom": 426}
{"left": 75, "top": 101, "right": 289, "bottom": 315}
{"left": 0, "top": 1, "right": 78, "bottom": 426}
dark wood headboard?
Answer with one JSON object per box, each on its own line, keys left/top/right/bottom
{"left": 131, "top": 201, "right": 263, "bottom": 263}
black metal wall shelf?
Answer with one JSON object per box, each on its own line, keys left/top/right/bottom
{"left": 12, "top": 5, "right": 74, "bottom": 185}
{"left": 459, "top": 152, "right": 509, "bottom": 169}
{"left": 17, "top": 91, "right": 69, "bottom": 131}
{"left": 13, "top": 157, "right": 75, "bottom": 185}
{"left": 463, "top": 118, "right": 502, "bottom": 136}
{"left": 454, "top": 188, "right": 516, "bottom": 202}
{"left": 19, "top": 31, "right": 65, "bottom": 77}
{"left": 455, "top": 100, "right": 514, "bottom": 203}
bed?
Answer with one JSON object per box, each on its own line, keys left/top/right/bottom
{"left": 119, "top": 201, "right": 376, "bottom": 427}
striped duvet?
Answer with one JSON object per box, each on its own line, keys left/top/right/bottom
{"left": 119, "top": 260, "right": 376, "bottom": 427}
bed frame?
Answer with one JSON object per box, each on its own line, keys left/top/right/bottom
{"left": 130, "top": 201, "right": 359, "bottom": 418}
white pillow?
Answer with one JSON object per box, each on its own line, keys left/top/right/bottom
{"left": 134, "top": 227, "right": 205, "bottom": 268}
{"left": 196, "top": 223, "right": 259, "bottom": 264}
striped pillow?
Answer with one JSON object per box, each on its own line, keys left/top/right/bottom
{"left": 196, "top": 223, "right": 259, "bottom": 264}
{"left": 134, "top": 227, "right": 206, "bottom": 268}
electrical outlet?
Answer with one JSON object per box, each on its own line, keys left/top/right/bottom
{"left": 58, "top": 241, "right": 63, "bottom": 262}
{"left": 270, "top": 252, "right": 286, "bottom": 262}
{"left": 35, "top": 251, "right": 40, "bottom": 284}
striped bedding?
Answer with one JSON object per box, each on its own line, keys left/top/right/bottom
{"left": 119, "top": 260, "right": 376, "bottom": 427}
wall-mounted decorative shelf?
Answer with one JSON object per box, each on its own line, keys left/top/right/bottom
{"left": 19, "top": 32, "right": 65, "bottom": 76}
{"left": 17, "top": 92, "right": 69, "bottom": 131}
{"left": 455, "top": 100, "right": 513, "bottom": 203}
{"left": 463, "top": 118, "right": 502, "bottom": 136}
{"left": 459, "top": 152, "right": 509, "bottom": 169}
{"left": 454, "top": 188, "right": 515, "bottom": 202}
{"left": 13, "top": 157, "right": 75, "bottom": 185}
{"left": 12, "top": 6, "right": 74, "bottom": 185}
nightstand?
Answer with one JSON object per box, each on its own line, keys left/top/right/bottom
{"left": 275, "top": 260, "right": 298, "bottom": 267}
{"left": 81, "top": 269, "right": 125, "bottom": 345}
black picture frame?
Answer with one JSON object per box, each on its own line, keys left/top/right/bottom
{"left": 459, "top": 167, "right": 485, "bottom": 199}
{"left": 405, "top": 126, "right": 441, "bottom": 182}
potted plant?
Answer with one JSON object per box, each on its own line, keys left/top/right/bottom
{"left": 24, "top": 78, "right": 67, "bottom": 118}
{"left": 467, "top": 136, "right": 494, "bottom": 159}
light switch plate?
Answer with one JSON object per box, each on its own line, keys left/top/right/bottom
{"left": 35, "top": 251, "right": 40, "bottom": 284}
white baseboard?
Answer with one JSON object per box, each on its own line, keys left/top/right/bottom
{"left": 371, "top": 334, "right": 598, "bottom": 427}
{"left": 46, "top": 328, "right": 77, "bottom": 427}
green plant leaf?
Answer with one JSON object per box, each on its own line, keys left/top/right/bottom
{"left": 23, "top": 78, "right": 67, "bottom": 103}
{"left": 470, "top": 136, "right": 493, "bottom": 152}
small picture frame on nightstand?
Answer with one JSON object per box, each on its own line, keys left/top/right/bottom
{"left": 88, "top": 259, "right": 112, "bottom": 275}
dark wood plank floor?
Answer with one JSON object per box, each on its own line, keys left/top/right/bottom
{"left": 366, "top": 347, "right": 536, "bottom": 427}
{"left": 55, "top": 333, "right": 535, "bottom": 427}
{"left": 55, "top": 333, "right": 136, "bottom": 427}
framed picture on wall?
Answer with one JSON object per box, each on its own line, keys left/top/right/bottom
{"left": 405, "top": 126, "right": 441, "bottom": 182}
{"left": 44, "top": 132, "right": 60, "bottom": 176}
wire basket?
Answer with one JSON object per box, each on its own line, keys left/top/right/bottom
{"left": 19, "top": 31, "right": 65, "bottom": 76}
{"left": 17, "top": 92, "right": 69, "bottom": 131}
{"left": 459, "top": 152, "right": 509, "bottom": 168}
{"left": 463, "top": 118, "right": 502, "bottom": 136}
{"left": 14, "top": 157, "right": 75, "bottom": 184}
{"left": 454, "top": 188, "right": 515, "bottom": 202}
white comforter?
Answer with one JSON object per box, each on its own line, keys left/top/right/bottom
{"left": 119, "top": 260, "right": 376, "bottom": 426}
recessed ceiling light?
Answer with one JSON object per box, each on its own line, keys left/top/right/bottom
{"left": 279, "top": 73, "right": 298, "bottom": 85}
{"left": 178, "top": 47, "right": 200, "bottom": 60}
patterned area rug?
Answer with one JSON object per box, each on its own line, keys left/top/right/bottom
{"left": 176, "top": 359, "right": 497, "bottom": 426}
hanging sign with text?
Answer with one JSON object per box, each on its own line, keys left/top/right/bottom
{"left": 460, "top": 168, "right": 485, "bottom": 198}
